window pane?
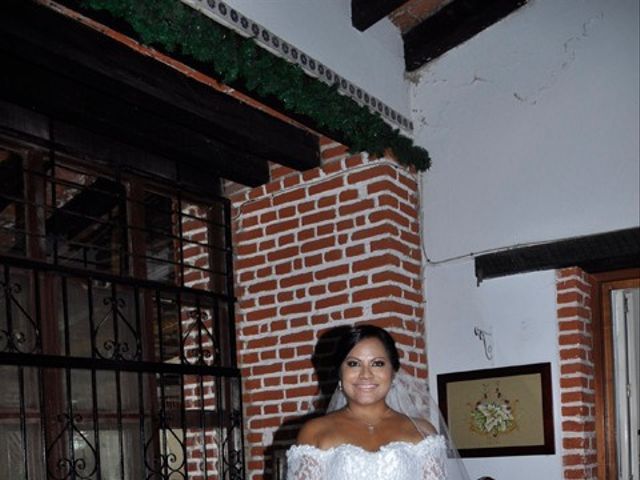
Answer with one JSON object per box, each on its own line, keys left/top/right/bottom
{"left": 46, "top": 162, "right": 127, "bottom": 274}
{"left": 97, "top": 427, "right": 144, "bottom": 480}
{"left": 0, "top": 149, "right": 26, "bottom": 257}
{"left": 150, "top": 292, "right": 182, "bottom": 364}
{"left": 0, "top": 366, "right": 44, "bottom": 479}
{"left": 143, "top": 191, "right": 179, "bottom": 284}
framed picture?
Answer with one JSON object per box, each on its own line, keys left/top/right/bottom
{"left": 437, "top": 362, "right": 554, "bottom": 457}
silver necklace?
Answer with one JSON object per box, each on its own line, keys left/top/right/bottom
{"left": 346, "top": 406, "right": 390, "bottom": 433}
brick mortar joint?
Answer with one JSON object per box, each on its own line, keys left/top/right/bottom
{"left": 562, "top": 417, "right": 597, "bottom": 423}
{"left": 558, "top": 331, "right": 594, "bottom": 338}
{"left": 236, "top": 268, "right": 423, "bottom": 293}
{"left": 239, "top": 325, "right": 427, "bottom": 344}
{"left": 236, "top": 203, "right": 420, "bottom": 234}
{"left": 560, "top": 365, "right": 595, "bottom": 380}
{"left": 235, "top": 255, "right": 424, "bottom": 280}
{"left": 556, "top": 300, "right": 592, "bottom": 307}
{"left": 319, "top": 139, "right": 342, "bottom": 151}
{"left": 556, "top": 273, "right": 591, "bottom": 282}
{"left": 235, "top": 256, "right": 423, "bottom": 281}
{"left": 560, "top": 403, "right": 597, "bottom": 410}
{"left": 231, "top": 156, "right": 416, "bottom": 210}
{"left": 557, "top": 309, "right": 593, "bottom": 317}
{"left": 557, "top": 328, "right": 592, "bottom": 336}
{"left": 563, "top": 450, "right": 598, "bottom": 455}
{"left": 557, "top": 309, "right": 593, "bottom": 316}
{"left": 558, "top": 357, "right": 595, "bottom": 365}
{"left": 237, "top": 308, "right": 425, "bottom": 327}
{"left": 558, "top": 319, "right": 593, "bottom": 327}
{"left": 559, "top": 364, "right": 596, "bottom": 372}
{"left": 560, "top": 384, "right": 596, "bottom": 391}
{"left": 559, "top": 344, "right": 592, "bottom": 349}
{"left": 562, "top": 432, "right": 597, "bottom": 439}
{"left": 234, "top": 225, "right": 422, "bottom": 257}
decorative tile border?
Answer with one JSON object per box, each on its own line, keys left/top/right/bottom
{"left": 180, "top": 0, "right": 414, "bottom": 133}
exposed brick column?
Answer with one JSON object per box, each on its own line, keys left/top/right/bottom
{"left": 228, "top": 138, "right": 426, "bottom": 480}
{"left": 557, "top": 267, "right": 597, "bottom": 480}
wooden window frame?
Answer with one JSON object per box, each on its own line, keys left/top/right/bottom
{"left": 591, "top": 268, "right": 640, "bottom": 480}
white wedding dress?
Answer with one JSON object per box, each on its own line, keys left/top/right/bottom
{"left": 286, "top": 371, "right": 469, "bottom": 480}
{"left": 286, "top": 434, "right": 447, "bottom": 480}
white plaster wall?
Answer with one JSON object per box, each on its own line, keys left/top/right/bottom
{"left": 222, "top": 0, "right": 410, "bottom": 117}
{"left": 415, "top": 1, "right": 639, "bottom": 479}
{"left": 414, "top": 0, "right": 639, "bottom": 261}
{"left": 426, "top": 264, "right": 562, "bottom": 479}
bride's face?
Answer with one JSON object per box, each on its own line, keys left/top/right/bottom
{"left": 340, "top": 337, "right": 394, "bottom": 407}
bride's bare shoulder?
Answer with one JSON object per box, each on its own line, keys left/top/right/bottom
{"left": 296, "top": 410, "right": 345, "bottom": 447}
{"left": 410, "top": 417, "right": 438, "bottom": 436}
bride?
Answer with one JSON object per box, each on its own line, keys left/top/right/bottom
{"left": 286, "top": 324, "right": 470, "bottom": 480}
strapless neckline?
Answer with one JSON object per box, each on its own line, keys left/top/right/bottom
{"left": 289, "top": 434, "right": 443, "bottom": 454}
{"left": 286, "top": 435, "right": 447, "bottom": 480}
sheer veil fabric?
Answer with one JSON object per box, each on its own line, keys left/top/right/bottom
{"left": 289, "top": 369, "right": 471, "bottom": 480}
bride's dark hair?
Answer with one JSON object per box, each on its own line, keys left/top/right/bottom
{"left": 334, "top": 324, "right": 400, "bottom": 373}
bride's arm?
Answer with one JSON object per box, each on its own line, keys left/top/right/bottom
{"left": 286, "top": 448, "right": 324, "bottom": 480}
{"left": 421, "top": 437, "right": 447, "bottom": 480}
{"left": 286, "top": 419, "right": 325, "bottom": 480}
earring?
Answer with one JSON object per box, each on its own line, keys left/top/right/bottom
{"left": 338, "top": 380, "right": 343, "bottom": 391}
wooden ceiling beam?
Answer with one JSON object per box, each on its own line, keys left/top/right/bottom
{"left": 351, "top": 0, "right": 408, "bottom": 31}
{"left": 475, "top": 228, "right": 640, "bottom": 282}
{"left": 0, "top": 1, "right": 320, "bottom": 184}
{"left": 403, "top": 0, "right": 527, "bottom": 71}
{"left": 0, "top": 50, "right": 270, "bottom": 187}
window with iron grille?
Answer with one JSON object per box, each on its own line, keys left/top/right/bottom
{"left": 0, "top": 136, "right": 245, "bottom": 480}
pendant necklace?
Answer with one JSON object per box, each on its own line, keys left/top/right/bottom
{"left": 346, "top": 406, "right": 390, "bottom": 434}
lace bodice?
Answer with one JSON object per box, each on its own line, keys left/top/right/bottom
{"left": 286, "top": 435, "right": 446, "bottom": 480}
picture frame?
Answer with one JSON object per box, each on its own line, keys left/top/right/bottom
{"left": 437, "top": 362, "right": 555, "bottom": 457}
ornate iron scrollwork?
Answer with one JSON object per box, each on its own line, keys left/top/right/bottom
{"left": 182, "top": 309, "right": 220, "bottom": 366}
{"left": 94, "top": 295, "right": 142, "bottom": 361}
{"left": 0, "top": 280, "right": 40, "bottom": 354}
{"left": 144, "top": 411, "right": 187, "bottom": 480}
{"left": 46, "top": 413, "right": 97, "bottom": 480}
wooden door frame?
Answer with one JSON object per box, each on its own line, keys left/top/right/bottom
{"left": 592, "top": 268, "right": 640, "bottom": 480}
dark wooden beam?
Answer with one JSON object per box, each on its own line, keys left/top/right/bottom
{"left": 403, "top": 0, "right": 527, "bottom": 71}
{"left": 0, "top": 100, "right": 227, "bottom": 197}
{"left": 0, "top": 1, "right": 320, "bottom": 183}
{"left": 475, "top": 228, "right": 640, "bottom": 282}
{"left": 351, "top": 0, "right": 408, "bottom": 31}
{"left": 0, "top": 50, "right": 270, "bottom": 187}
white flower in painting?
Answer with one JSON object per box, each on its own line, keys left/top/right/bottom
{"left": 470, "top": 397, "right": 516, "bottom": 437}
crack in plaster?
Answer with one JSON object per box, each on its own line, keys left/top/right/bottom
{"left": 513, "top": 11, "right": 604, "bottom": 105}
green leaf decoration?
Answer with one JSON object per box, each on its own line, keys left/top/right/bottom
{"left": 78, "top": 0, "right": 431, "bottom": 170}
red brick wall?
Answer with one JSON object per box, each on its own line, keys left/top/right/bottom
{"left": 228, "top": 139, "right": 426, "bottom": 480}
{"left": 557, "top": 267, "right": 597, "bottom": 480}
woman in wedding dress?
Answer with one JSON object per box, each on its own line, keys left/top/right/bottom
{"left": 286, "top": 324, "right": 470, "bottom": 480}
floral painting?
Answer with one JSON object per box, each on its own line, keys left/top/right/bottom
{"left": 469, "top": 384, "right": 518, "bottom": 438}
{"left": 437, "top": 363, "right": 554, "bottom": 457}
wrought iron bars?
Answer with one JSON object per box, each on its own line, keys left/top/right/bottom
{"left": 0, "top": 258, "right": 244, "bottom": 479}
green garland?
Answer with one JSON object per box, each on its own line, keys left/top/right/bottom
{"left": 77, "top": 0, "right": 431, "bottom": 170}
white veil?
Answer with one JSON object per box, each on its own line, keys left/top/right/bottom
{"left": 327, "top": 369, "right": 471, "bottom": 480}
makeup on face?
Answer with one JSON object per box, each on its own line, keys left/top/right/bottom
{"left": 340, "top": 337, "right": 394, "bottom": 405}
